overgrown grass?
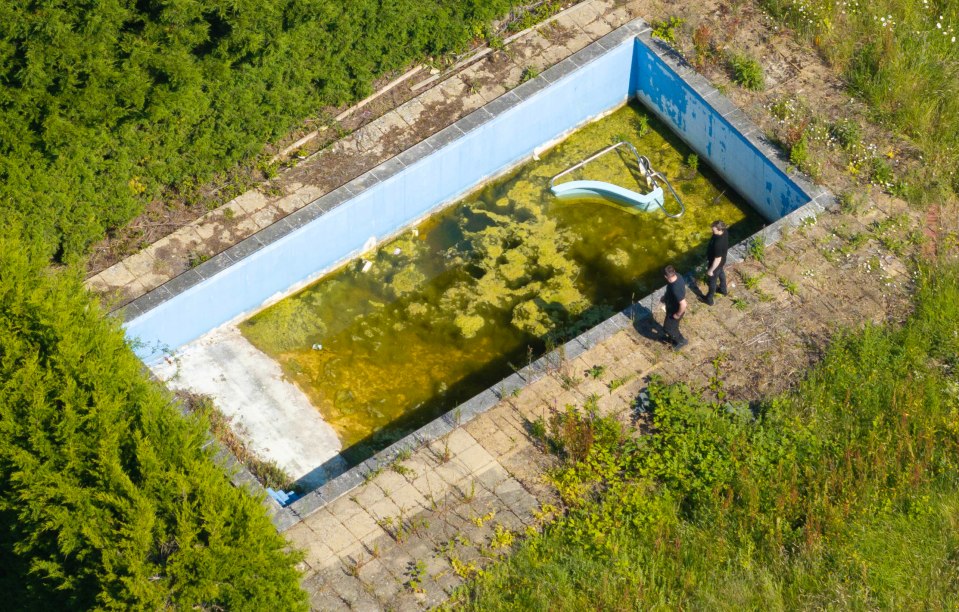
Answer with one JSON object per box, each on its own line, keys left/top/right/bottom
{"left": 452, "top": 259, "right": 959, "bottom": 609}
{"left": 761, "top": 0, "right": 959, "bottom": 202}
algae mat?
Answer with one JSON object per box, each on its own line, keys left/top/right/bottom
{"left": 241, "top": 101, "right": 764, "bottom": 463}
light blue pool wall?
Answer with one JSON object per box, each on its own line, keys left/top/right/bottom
{"left": 125, "top": 30, "right": 812, "bottom": 362}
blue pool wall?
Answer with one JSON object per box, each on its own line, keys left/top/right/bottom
{"left": 631, "top": 43, "right": 808, "bottom": 220}
{"left": 124, "top": 24, "right": 815, "bottom": 362}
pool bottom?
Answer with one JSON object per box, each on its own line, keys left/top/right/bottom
{"left": 239, "top": 101, "right": 764, "bottom": 470}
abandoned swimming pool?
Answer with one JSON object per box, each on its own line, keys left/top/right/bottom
{"left": 121, "top": 20, "right": 826, "bottom": 521}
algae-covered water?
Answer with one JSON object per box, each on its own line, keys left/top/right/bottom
{"left": 241, "top": 101, "right": 764, "bottom": 463}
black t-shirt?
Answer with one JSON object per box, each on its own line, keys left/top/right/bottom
{"left": 707, "top": 231, "right": 729, "bottom": 268}
{"left": 665, "top": 275, "right": 686, "bottom": 315}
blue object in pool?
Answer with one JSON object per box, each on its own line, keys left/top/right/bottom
{"left": 267, "top": 487, "right": 299, "bottom": 506}
{"left": 550, "top": 179, "right": 665, "bottom": 211}
{"left": 549, "top": 141, "right": 683, "bottom": 217}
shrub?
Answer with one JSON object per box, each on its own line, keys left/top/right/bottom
{"left": 728, "top": 52, "right": 766, "bottom": 91}
{"left": 651, "top": 17, "right": 685, "bottom": 45}
{"left": 0, "top": 228, "right": 307, "bottom": 609}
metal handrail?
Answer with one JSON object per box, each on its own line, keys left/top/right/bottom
{"left": 650, "top": 171, "right": 685, "bottom": 218}
{"left": 548, "top": 140, "right": 685, "bottom": 218}
{"left": 549, "top": 141, "right": 645, "bottom": 189}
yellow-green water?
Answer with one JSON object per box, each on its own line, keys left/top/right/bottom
{"left": 241, "top": 101, "right": 764, "bottom": 463}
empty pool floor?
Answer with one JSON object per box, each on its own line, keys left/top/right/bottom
{"left": 288, "top": 194, "right": 920, "bottom": 611}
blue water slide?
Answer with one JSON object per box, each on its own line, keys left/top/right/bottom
{"left": 548, "top": 140, "right": 684, "bottom": 218}
{"left": 550, "top": 180, "right": 664, "bottom": 211}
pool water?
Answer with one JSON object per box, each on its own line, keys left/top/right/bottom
{"left": 240, "top": 101, "right": 764, "bottom": 463}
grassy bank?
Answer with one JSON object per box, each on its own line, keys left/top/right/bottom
{"left": 453, "top": 258, "right": 959, "bottom": 608}
{"left": 761, "top": 0, "right": 959, "bottom": 202}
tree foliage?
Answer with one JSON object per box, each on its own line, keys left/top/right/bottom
{"left": 0, "top": 227, "right": 307, "bottom": 609}
{"left": 0, "top": 0, "right": 512, "bottom": 260}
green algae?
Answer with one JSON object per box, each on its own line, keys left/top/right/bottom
{"left": 240, "top": 101, "right": 764, "bottom": 463}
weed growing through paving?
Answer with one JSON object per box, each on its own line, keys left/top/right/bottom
{"left": 187, "top": 250, "right": 211, "bottom": 268}
{"left": 779, "top": 276, "right": 800, "bottom": 295}
{"left": 651, "top": 16, "right": 685, "bottom": 45}
{"left": 390, "top": 461, "right": 415, "bottom": 478}
{"left": 741, "top": 271, "right": 763, "bottom": 290}
{"left": 405, "top": 560, "right": 427, "bottom": 593}
{"left": 558, "top": 371, "right": 579, "bottom": 391}
{"left": 707, "top": 353, "right": 727, "bottom": 401}
{"left": 747, "top": 236, "right": 767, "bottom": 262}
{"left": 607, "top": 373, "right": 635, "bottom": 393}
{"left": 727, "top": 52, "right": 765, "bottom": 91}
{"left": 586, "top": 364, "right": 606, "bottom": 380}
{"left": 528, "top": 416, "right": 547, "bottom": 444}
{"left": 692, "top": 23, "right": 718, "bottom": 68}
{"left": 741, "top": 271, "right": 774, "bottom": 301}
{"left": 461, "top": 480, "right": 477, "bottom": 503}
{"left": 363, "top": 465, "right": 383, "bottom": 483}
{"left": 489, "top": 524, "right": 516, "bottom": 551}
{"left": 451, "top": 555, "right": 483, "bottom": 579}
{"left": 472, "top": 511, "right": 496, "bottom": 528}
{"left": 519, "top": 66, "right": 539, "bottom": 84}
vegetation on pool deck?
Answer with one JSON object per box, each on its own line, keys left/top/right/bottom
{"left": 760, "top": 0, "right": 959, "bottom": 203}
{"left": 452, "top": 259, "right": 959, "bottom": 609}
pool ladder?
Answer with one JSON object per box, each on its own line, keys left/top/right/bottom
{"left": 549, "top": 141, "right": 685, "bottom": 218}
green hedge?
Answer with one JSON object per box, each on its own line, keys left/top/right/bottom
{"left": 0, "top": 228, "right": 307, "bottom": 609}
{"left": 457, "top": 259, "right": 959, "bottom": 608}
{"left": 0, "top": 0, "right": 512, "bottom": 260}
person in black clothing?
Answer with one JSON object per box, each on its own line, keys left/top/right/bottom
{"left": 662, "top": 265, "right": 688, "bottom": 350}
{"left": 704, "top": 220, "right": 729, "bottom": 306}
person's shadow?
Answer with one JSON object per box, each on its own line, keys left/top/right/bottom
{"left": 687, "top": 272, "right": 708, "bottom": 302}
{"left": 626, "top": 302, "right": 668, "bottom": 344}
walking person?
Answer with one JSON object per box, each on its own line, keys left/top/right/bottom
{"left": 704, "top": 220, "right": 729, "bottom": 305}
{"left": 662, "top": 265, "right": 688, "bottom": 350}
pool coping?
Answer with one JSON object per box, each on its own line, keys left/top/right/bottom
{"left": 124, "top": 19, "right": 834, "bottom": 530}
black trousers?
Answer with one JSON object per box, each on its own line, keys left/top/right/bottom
{"left": 706, "top": 266, "right": 727, "bottom": 302}
{"left": 664, "top": 311, "right": 685, "bottom": 345}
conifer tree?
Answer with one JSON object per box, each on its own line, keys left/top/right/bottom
{"left": 0, "top": 228, "right": 308, "bottom": 609}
